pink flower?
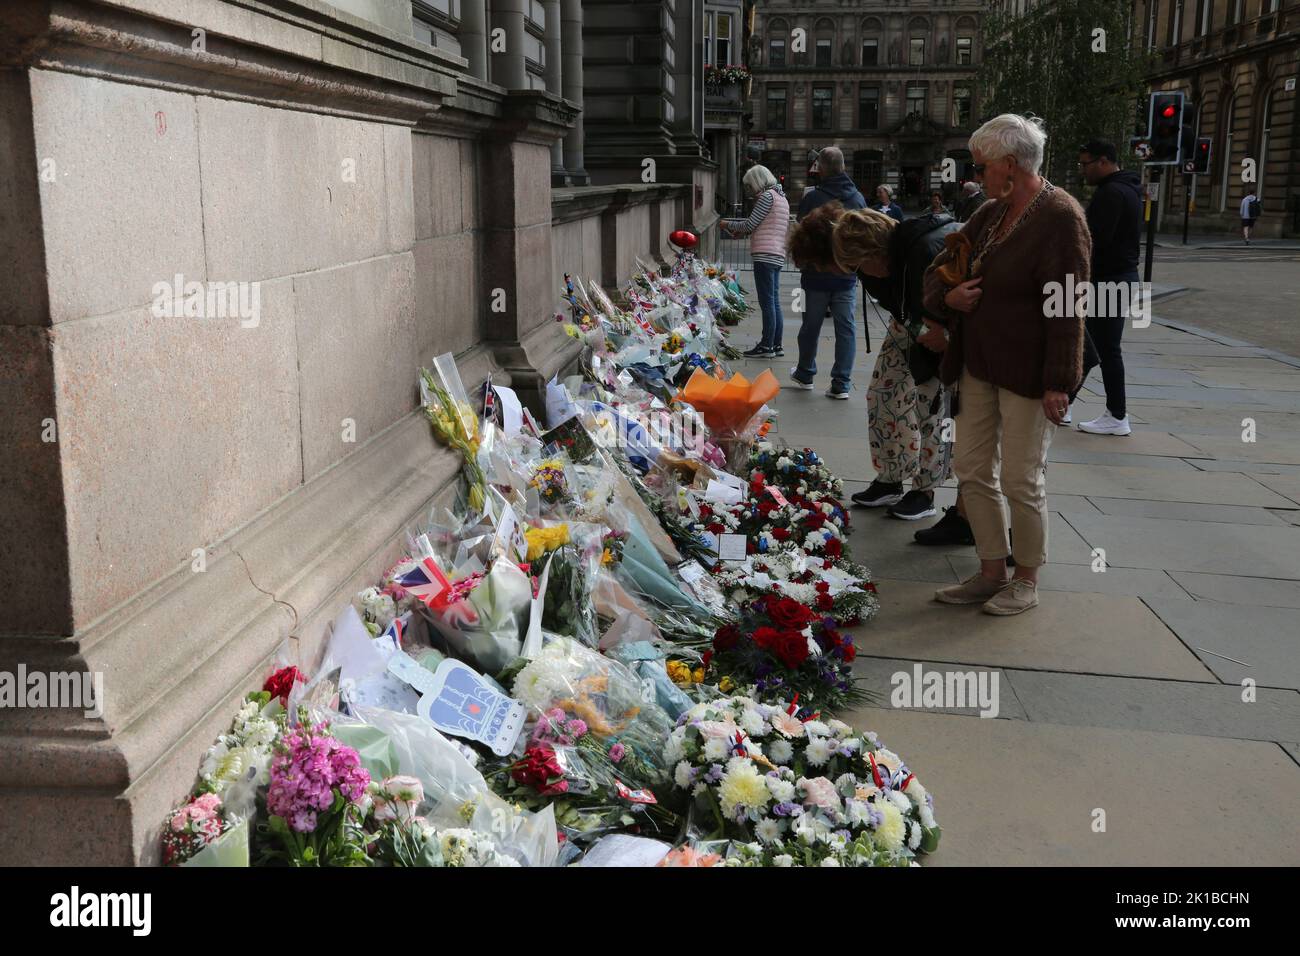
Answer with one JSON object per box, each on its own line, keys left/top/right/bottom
{"left": 609, "top": 743, "right": 626, "bottom": 763}
{"left": 799, "top": 776, "right": 842, "bottom": 812}
{"left": 566, "top": 719, "right": 588, "bottom": 738}
{"left": 267, "top": 723, "right": 370, "bottom": 833}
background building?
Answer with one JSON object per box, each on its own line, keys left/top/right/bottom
{"left": 705, "top": 0, "right": 754, "bottom": 212}
{"left": 747, "top": 0, "right": 987, "bottom": 208}
{"left": 1134, "top": 0, "right": 1299, "bottom": 237}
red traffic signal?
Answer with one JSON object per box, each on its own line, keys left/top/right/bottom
{"left": 1161, "top": 105, "right": 1176, "bottom": 118}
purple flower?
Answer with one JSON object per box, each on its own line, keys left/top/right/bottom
{"left": 609, "top": 743, "right": 626, "bottom": 763}
{"left": 267, "top": 724, "right": 370, "bottom": 833}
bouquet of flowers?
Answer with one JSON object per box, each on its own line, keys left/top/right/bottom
{"left": 257, "top": 720, "right": 372, "bottom": 867}
{"left": 365, "top": 775, "right": 520, "bottom": 867}
{"left": 705, "top": 592, "right": 870, "bottom": 712}
{"left": 714, "top": 550, "right": 880, "bottom": 627}
{"left": 666, "top": 695, "right": 939, "bottom": 867}
{"left": 161, "top": 793, "right": 230, "bottom": 866}
{"left": 195, "top": 691, "right": 285, "bottom": 821}
{"left": 748, "top": 446, "right": 844, "bottom": 500}
{"left": 420, "top": 355, "right": 487, "bottom": 513}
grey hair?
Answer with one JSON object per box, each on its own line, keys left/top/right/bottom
{"left": 969, "top": 113, "right": 1047, "bottom": 174}
{"left": 962, "top": 181, "right": 981, "bottom": 195}
{"left": 876, "top": 183, "right": 894, "bottom": 199}
{"left": 818, "top": 146, "right": 845, "bottom": 175}
{"left": 743, "top": 163, "right": 778, "bottom": 195}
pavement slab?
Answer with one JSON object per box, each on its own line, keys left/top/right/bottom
{"left": 830, "top": 708, "right": 1300, "bottom": 866}
{"left": 1144, "top": 599, "right": 1300, "bottom": 691}
{"left": 852, "top": 579, "right": 1214, "bottom": 682}
{"left": 1044, "top": 462, "right": 1295, "bottom": 507}
{"left": 1083, "top": 496, "right": 1293, "bottom": 526}
{"left": 850, "top": 656, "right": 1028, "bottom": 721}
{"left": 1166, "top": 571, "right": 1300, "bottom": 609}
{"left": 946, "top": 555, "right": 1192, "bottom": 601}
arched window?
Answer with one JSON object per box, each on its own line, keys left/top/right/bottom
{"left": 1218, "top": 92, "right": 1236, "bottom": 212}
{"left": 768, "top": 18, "right": 789, "bottom": 68}
{"left": 814, "top": 17, "right": 836, "bottom": 67}
{"left": 908, "top": 16, "right": 930, "bottom": 67}
{"left": 860, "top": 17, "right": 882, "bottom": 66}
{"left": 1259, "top": 88, "right": 1274, "bottom": 200}
{"left": 955, "top": 16, "right": 977, "bottom": 65}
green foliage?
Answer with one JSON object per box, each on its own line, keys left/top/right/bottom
{"left": 978, "top": 0, "right": 1154, "bottom": 198}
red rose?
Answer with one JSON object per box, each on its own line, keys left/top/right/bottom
{"left": 713, "top": 624, "right": 741, "bottom": 652}
{"left": 766, "top": 596, "right": 816, "bottom": 630}
{"left": 824, "top": 539, "right": 843, "bottom": 558}
{"left": 774, "top": 630, "right": 810, "bottom": 669}
{"left": 757, "top": 500, "right": 779, "bottom": 515}
{"left": 263, "top": 666, "right": 304, "bottom": 705}
{"left": 842, "top": 643, "right": 857, "bottom": 663}
{"left": 815, "top": 581, "right": 830, "bottom": 593}
{"left": 804, "top": 513, "right": 826, "bottom": 530}
{"left": 771, "top": 527, "right": 791, "bottom": 541}
{"left": 699, "top": 505, "right": 714, "bottom": 519}
{"left": 513, "top": 746, "right": 569, "bottom": 796}
{"left": 865, "top": 582, "right": 877, "bottom": 593}
{"left": 816, "top": 593, "right": 835, "bottom": 611}
{"left": 707, "top": 522, "right": 725, "bottom": 535}
{"left": 752, "top": 626, "right": 781, "bottom": 650}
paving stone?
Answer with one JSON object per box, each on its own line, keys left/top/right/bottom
{"left": 1268, "top": 509, "right": 1300, "bottom": 527}
{"left": 1064, "top": 511, "right": 1300, "bottom": 578}
{"left": 1005, "top": 669, "right": 1300, "bottom": 743}
{"left": 947, "top": 555, "right": 1192, "bottom": 600}
{"left": 1052, "top": 428, "right": 1208, "bottom": 458}
{"left": 1189, "top": 459, "right": 1300, "bottom": 476}
{"left": 1122, "top": 406, "right": 1300, "bottom": 437}
{"left": 1249, "top": 474, "right": 1300, "bottom": 505}
{"left": 1084, "top": 497, "right": 1292, "bottom": 526}
{"left": 1282, "top": 742, "right": 1300, "bottom": 768}
{"left": 847, "top": 656, "right": 1028, "bottom": 720}
{"left": 1144, "top": 599, "right": 1300, "bottom": 690}
{"left": 1167, "top": 571, "right": 1300, "bottom": 609}
{"left": 854, "top": 580, "right": 1213, "bottom": 682}
{"left": 1192, "top": 369, "right": 1300, "bottom": 392}
{"left": 1044, "top": 463, "right": 1295, "bottom": 507}
{"left": 1046, "top": 448, "right": 1201, "bottom": 470}
{"left": 1175, "top": 432, "right": 1300, "bottom": 465}
{"left": 828, "top": 708, "right": 1300, "bottom": 865}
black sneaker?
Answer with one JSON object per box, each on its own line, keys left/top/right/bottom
{"left": 851, "top": 480, "right": 904, "bottom": 508}
{"left": 742, "top": 344, "right": 774, "bottom": 358}
{"left": 771, "top": 345, "right": 785, "bottom": 357}
{"left": 887, "top": 490, "right": 937, "bottom": 521}
{"left": 913, "top": 506, "right": 975, "bottom": 546}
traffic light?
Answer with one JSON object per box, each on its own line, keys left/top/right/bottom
{"left": 1189, "top": 136, "right": 1212, "bottom": 175}
{"left": 1148, "top": 90, "right": 1185, "bottom": 164}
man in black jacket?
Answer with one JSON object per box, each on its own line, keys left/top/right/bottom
{"left": 1075, "top": 140, "right": 1142, "bottom": 436}
{"left": 843, "top": 209, "right": 967, "bottom": 526}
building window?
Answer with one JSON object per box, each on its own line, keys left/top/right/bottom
{"left": 1195, "top": 0, "right": 1211, "bottom": 37}
{"left": 1226, "top": 0, "right": 1242, "bottom": 25}
{"left": 853, "top": 151, "right": 884, "bottom": 193}
{"left": 812, "top": 85, "right": 834, "bottom": 130}
{"left": 907, "top": 83, "right": 927, "bottom": 118}
{"left": 953, "top": 84, "right": 972, "bottom": 127}
{"left": 1168, "top": 0, "right": 1183, "bottom": 46}
{"left": 705, "top": 12, "right": 734, "bottom": 66}
{"left": 858, "top": 86, "right": 880, "bottom": 129}
{"left": 862, "top": 38, "right": 878, "bottom": 66}
{"left": 956, "top": 37, "right": 973, "bottom": 65}
{"left": 769, "top": 38, "right": 786, "bottom": 67}
{"left": 1147, "top": 1, "right": 1160, "bottom": 47}
{"left": 767, "top": 87, "right": 787, "bottom": 131}
{"left": 910, "top": 37, "right": 926, "bottom": 66}
{"left": 816, "top": 38, "right": 832, "bottom": 67}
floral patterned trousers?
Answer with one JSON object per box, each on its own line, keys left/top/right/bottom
{"left": 867, "top": 320, "right": 949, "bottom": 492}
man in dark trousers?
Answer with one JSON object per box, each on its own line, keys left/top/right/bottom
{"left": 1075, "top": 139, "right": 1142, "bottom": 436}
{"left": 791, "top": 146, "right": 866, "bottom": 400}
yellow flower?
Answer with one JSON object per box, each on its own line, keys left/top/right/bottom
{"left": 525, "top": 524, "right": 571, "bottom": 561}
{"left": 692, "top": 667, "right": 705, "bottom": 683}
{"left": 874, "top": 801, "right": 906, "bottom": 852}
{"left": 600, "top": 548, "right": 614, "bottom": 566}
{"left": 666, "top": 661, "right": 693, "bottom": 686}
{"left": 719, "top": 676, "right": 735, "bottom": 693}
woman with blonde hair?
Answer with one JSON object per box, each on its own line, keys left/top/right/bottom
{"left": 829, "top": 204, "right": 963, "bottom": 523}
{"left": 921, "top": 113, "right": 1090, "bottom": 616}
{"left": 722, "top": 164, "right": 791, "bottom": 357}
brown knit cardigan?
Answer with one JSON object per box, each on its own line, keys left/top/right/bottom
{"left": 922, "top": 186, "right": 1091, "bottom": 399}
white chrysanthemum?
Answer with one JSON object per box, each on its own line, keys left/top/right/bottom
{"left": 773, "top": 854, "right": 794, "bottom": 867}
{"left": 834, "top": 773, "right": 858, "bottom": 797}
{"left": 755, "top": 818, "right": 782, "bottom": 844}
{"left": 920, "top": 803, "right": 937, "bottom": 829}
{"left": 768, "top": 739, "right": 794, "bottom": 765}
{"left": 766, "top": 777, "right": 795, "bottom": 803}
{"left": 874, "top": 802, "right": 906, "bottom": 853}
{"left": 664, "top": 734, "right": 685, "bottom": 766}
{"left": 803, "top": 720, "right": 830, "bottom": 737}
{"left": 804, "top": 737, "right": 832, "bottom": 767}
{"left": 887, "top": 790, "right": 912, "bottom": 814}
{"left": 827, "top": 719, "right": 852, "bottom": 737}
{"left": 703, "top": 736, "right": 730, "bottom": 762}
{"left": 718, "top": 761, "right": 772, "bottom": 820}
{"left": 819, "top": 856, "right": 842, "bottom": 867}
{"left": 908, "top": 820, "right": 923, "bottom": 850}
{"left": 740, "top": 708, "right": 767, "bottom": 738}
{"left": 846, "top": 798, "right": 872, "bottom": 828}
{"left": 692, "top": 782, "right": 708, "bottom": 798}
{"left": 674, "top": 760, "right": 694, "bottom": 789}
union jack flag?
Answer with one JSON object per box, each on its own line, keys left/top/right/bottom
{"left": 394, "top": 557, "right": 451, "bottom": 610}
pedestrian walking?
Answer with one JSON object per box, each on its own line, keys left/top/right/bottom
{"left": 722, "top": 164, "right": 791, "bottom": 358}
{"left": 789, "top": 146, "right": 866, "bottom": 400}
{"left": 1240, "top": 188, "right": 1261, "bottom": 245}
{"left": 1075, "top": 139, "right": 1142, "bottom": 436}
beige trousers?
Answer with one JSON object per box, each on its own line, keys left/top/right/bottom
{"left": 952, "top": 369, "right": 1055, "bottom": 568}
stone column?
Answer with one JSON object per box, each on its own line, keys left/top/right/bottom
{"left": 491, "top": 0, "right": 529, "bottom": 89}
{"left": 460, "top": 0, "right": 490, "bottom": 81}
{"left": 671, "top": 0, "right": 705, "bottom": 155}
{"left": 560, "top": 0, "right": 587, "bottom": 183}
{"left": 543, "top": 0, "right": 565, "bottom": 181}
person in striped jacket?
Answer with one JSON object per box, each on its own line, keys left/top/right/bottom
{"left": 722, "top": 165, "right": 791, "bottom": 357}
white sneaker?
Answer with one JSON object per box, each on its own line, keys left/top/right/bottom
{"left": 789, "top": 367, "right": 814, "bottom": 390}
{"left": 1078, "top": 412, "right": 1131, "bottom": 436}
{"left": 1060, "top": 409, "right": 1072, "bottom": 424}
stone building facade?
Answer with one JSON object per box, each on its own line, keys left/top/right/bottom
{"left": 0, "top": 0, "right": 715, "bottom": 864}
{"left": 747, "top": 0, "right": 987, "bottom": 207}
{"left": 1133, "top": 0, "right": 1299, "bottom": 237}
